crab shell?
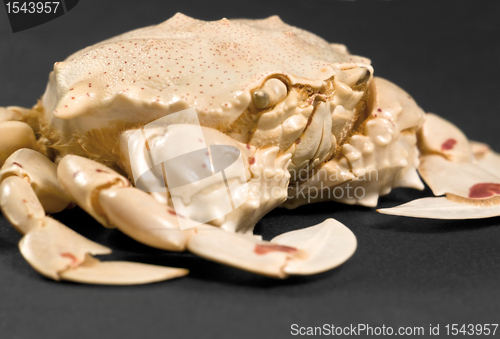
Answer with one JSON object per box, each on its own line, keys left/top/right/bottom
{"left": 37, "top": 13, "right": 424, "bottom": 217}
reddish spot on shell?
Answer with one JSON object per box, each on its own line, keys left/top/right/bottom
{"left": 254, "top": 244, "right": 298, "bottom": 255}
{"left": 12, "top": 162, "right": 23, "bottom": 168}
{"left": 469, "top": 183, "right": 500, "bottom": 199}
{"left": 295, "top": 138, "right": 301, "bottom": 145}
{"left": 377, "top": 108, "right": 382, "bottom": 112}
{"left": 249, "top": 157, "right": 255, "bottom": 165}
{"left": 441, "top": 138, "right": 457, "bottom": 151}
{"left": 167, "top": 209, "right": 184, "bottom": 218}
{"left": 22, "top": 199, "right": 27, "bottom": 203}
{"left": 246, "top": 144, "right": 251, "bottom": 150}
{"left": 96, "top": 169, "right": 109, "bottom": 173}
{"left": 61, "top": 252, "right": 79, "bottom": 267}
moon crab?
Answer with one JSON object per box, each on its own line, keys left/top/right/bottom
{"left": 1, "top": 13, "right": 499, "bottom": 284}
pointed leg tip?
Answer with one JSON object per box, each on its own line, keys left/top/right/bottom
{"left": 377, "top": 197, "right": 500, "bottom": 220}
{"left": 59, "top": 261, "right": 189, "bottom": 285}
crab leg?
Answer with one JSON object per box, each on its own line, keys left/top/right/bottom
{"left": 58, "top": 155, "right": 357, "bottom": 278}
{"left": 379, "top": 113, "right": 500, "bottom": 219}
{"left": 0, "top": 148, "right": 72, "bottom": 234}
{"left": 57, "top": 155, "right": 194, "bottom": 251}
{"left": 0, "top": 107, "right": 43, "bottom": 166}
{"left": 187, "top": 219, "right": 357, "bottom": 278}
{"left": 0, "top": 149, "right": 187, "bottom": 284}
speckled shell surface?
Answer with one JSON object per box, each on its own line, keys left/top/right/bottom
{"left": 42, "top": 13, "right": 370, "bottom": 134}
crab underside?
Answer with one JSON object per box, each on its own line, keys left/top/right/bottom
{"left": 0, "top": 13, "right": 499, "bottom": 284}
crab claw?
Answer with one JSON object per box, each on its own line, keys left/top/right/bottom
{"left": 379, "top": 113, "right": 500, "bottom": 219}
{"left": 19, "top": 216, "right": 111, "bottom": 281}
{"left": 0, "top": 150, "right": 188, "bottom": 285}
{"left": 20, "top": 217, "right": 188, "bottom": 284}
{"left": 187, "top": 218, "right": 357, "bottom": 278}
{"left": 0, "top": 148, "right": 72, "bottom": 213}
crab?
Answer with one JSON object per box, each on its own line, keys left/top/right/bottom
{"left": 1, "top": 13, "right": 499, "bottom": 285}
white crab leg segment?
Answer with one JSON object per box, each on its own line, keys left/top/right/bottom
{"left": 418, "top": 113, "right": 472, "bottom": 163}
{"left": 19, "top": 215, "right": 187, "bottom": 284}
{"left": 0, "top": 106, "right": 22, "bottom": 122}
{"left": 19, "top": 216, "right": 111, "bottom": 280}
{"left": 0, "top": 149, "right": 71, "bottom": 233}
{"left": 378, "top": 197, "right": 500, "bottom": 219}
{"left": 59, "top": 155, "right": 194, "bottom": 252}
{"left": 0, "top": 157, "right": 111, "bottom": 280}
{"left": 19, "top": 214, "right": 185, "bottom": 285}
{"left": 470, "top": 142, "right": 500, "bottom": 178}
{"left": 57, "top": 155, "right": 131, "bottom": 228}
{"left": 0, "top": 149, "right": 72, "bottom": 213}
{"left": 0, "top": 153, "right": 187, "bottom": 284}
{"left": 187, "top": 226, "right": 293, "bottom": 278}
{"left": 0, "top": 121, "right": 38, "bottom": 166}
{"left": 418, "top": 155, "right": 500, "bottom": 199}
{"left": 0, "top": 176, "right": 45, "bottom": 234}
{"left": 270, "top": 218, "right": 357, "bottom": 275}
{"left": 380, "top": 115, "right": 500, "bottom": 219}
{"left": 98, "top": 187, "right": 193, "bottom": 251}
{"left": 59, "top": 256, "right": 188, "bottom": 285}
{"left": 187, "top": 219, "right": 357, "bottom": 278}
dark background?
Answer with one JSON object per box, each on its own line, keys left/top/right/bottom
{"left": 1, "top": 1, "right": 500, "bottom": 338}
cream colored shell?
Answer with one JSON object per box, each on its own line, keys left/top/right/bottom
{"left": 42, "top": 13, "right": 370, "bottom": 135}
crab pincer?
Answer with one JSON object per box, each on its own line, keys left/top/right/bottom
{"left": 0, "top": 150, "right": 187, "bottom": 284}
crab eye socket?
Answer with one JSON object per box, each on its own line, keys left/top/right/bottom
{"left": 252, "top": 78, "right": 288, "bottom": 109}
{"left": 342, "top": 67, "right": 372, "bottom": 87}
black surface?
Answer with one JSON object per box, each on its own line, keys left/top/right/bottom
{"left": 1, "top": 1, "right": 500, "bottom": 338}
